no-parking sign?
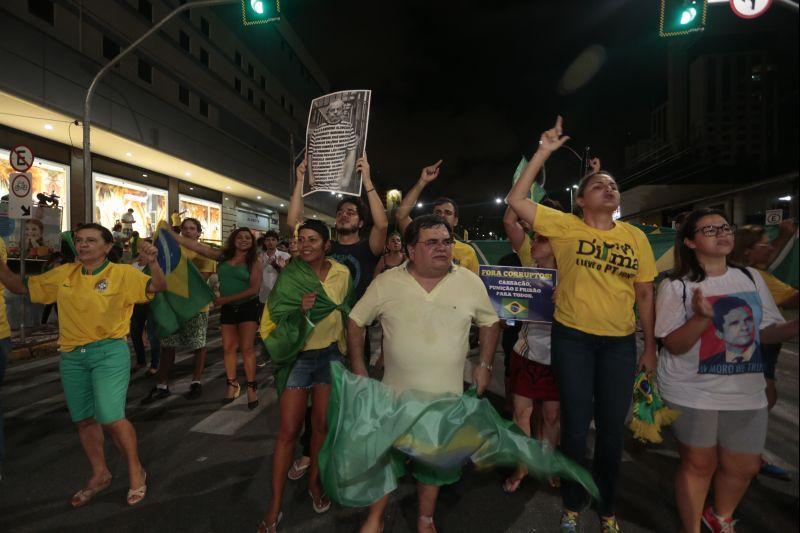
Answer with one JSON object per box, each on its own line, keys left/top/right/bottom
{"left": 730, "top": 0, "right": 773, "bottom": 19}
{"left": 9, "top": 145, "right": 34, "bottom": 172}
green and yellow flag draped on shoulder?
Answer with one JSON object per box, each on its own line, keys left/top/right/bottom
{"left": 149, "top": 222, "right": 215, "bottom": 339}
{"left": 260, "top": 258, "right": 353, "bottom": 394}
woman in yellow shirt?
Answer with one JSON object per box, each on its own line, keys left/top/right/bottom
{"left": 508, "top": 117, "right": 658, "bottom": 533}
{"left": 0, "top": 223, "right": 166, "bottom": 507}
{"left": 256, "top": 220, "right": 352, "bottom": 533}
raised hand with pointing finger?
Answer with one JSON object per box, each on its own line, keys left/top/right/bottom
{"left": 538, "top": 115, "right": 571, "bottom": 154}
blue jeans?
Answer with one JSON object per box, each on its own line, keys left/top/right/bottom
{"left": 130, "top": 304, "right": 160, "bottom": 368}
{"left": 285, "top": 343, "right": 343, "bottom": 389}
{"left": 0, "top": 337, "right": 11, "bottom": 466}
{"left": 550, "top": 321, "right": 637, "bottom": 516}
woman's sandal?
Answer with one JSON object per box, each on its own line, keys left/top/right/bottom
{"left": 256, "top": 511, "right": 282, "bottom": 533}
{"left": 70, "top": 475, "right": 112, "bottom": 507}
{"left": 224, "top": 379, "right": 241, "bottom": 403}
{"left": 246, "top": 381, "right": 259, "bottom": 410}
{"left": 502, "top": 476, "right": 524, "bottom": 494}
{"left": 308, "top": 489, "right": 332, "bottom": 514}
{"left": 126, "top": 471, "right": 147, "bottom": 506}
{"left": 287, "top": 457, "right": 311, "bottom": 481}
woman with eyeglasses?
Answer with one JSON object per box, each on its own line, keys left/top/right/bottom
{"left": 729, "top": 223, "right": 798, "bottom": 482}
{"left": 655, "top": 209, "right": 797, "bottom": 533}
{"left": 508, "top": 117, "right": 658, "bottom": 533}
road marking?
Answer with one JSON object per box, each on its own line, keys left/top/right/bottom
{"left": 1, "top": 370, "right": 61, "bottom": 395}
{"left": 190, "top": 385, "right": 277, "bottom": 435}
{"left": 5, "top": 393, "right": 65, "bottom": 419}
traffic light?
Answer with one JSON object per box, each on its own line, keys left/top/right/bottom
{"left": 659, "top": 0, "right": 708, "bottom": 37}
{"left": 241, "top": 0, "right": 280, "bottom": 26}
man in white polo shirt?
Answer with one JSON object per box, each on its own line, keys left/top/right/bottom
{"left": 347, "top": 214, "right": 500, "bottom": 533}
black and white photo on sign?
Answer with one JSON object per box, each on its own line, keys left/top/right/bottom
{"left": 303, "top": 90, "right": 371, "bottom": 197}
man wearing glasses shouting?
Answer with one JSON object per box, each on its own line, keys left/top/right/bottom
{"left": 347, "top": 214, "right": 500, "bottom": 533}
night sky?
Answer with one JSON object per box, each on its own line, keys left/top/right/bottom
{"left": 277, "top": 1, "right": 794, "bottom": 230}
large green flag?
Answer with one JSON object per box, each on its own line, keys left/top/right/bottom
{"left": 319, "top": 363, "right": 599, "bottom": 507}
{"left": 149, "top": 223, "right": 215, "bottom": 339}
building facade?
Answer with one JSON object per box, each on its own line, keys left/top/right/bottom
{"left": 0, "top": 0, "right": 336, "bottom": 245}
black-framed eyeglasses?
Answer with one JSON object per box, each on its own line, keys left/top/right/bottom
{"left": 695, "top": 224, "right": 736, "bottom": 237}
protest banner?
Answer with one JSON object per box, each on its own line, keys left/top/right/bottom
{"left": 479, "top": 265, "right": 556, "bottom": 323}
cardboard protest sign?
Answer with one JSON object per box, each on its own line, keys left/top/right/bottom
{"left": 479, "top": 265, "right": 556, "bottom": 323}
{"left": 304, "top": 90, "right": 371, "bottom": 197}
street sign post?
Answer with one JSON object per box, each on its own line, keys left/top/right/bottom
{"left": 10, "top": 145, "right": 34, "bottom": 172}
{"left": 8, "top": 172, "right": 33, "bottom": 219}
{"left": 730, "top": 0, "right": 773, "bottom": 18}
{"left": 765, "top": 209, "right": 783, "bottom": 225}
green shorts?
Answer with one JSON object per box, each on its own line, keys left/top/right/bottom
{"left": 60, "top": 338, "right": 131, "bottom": 424}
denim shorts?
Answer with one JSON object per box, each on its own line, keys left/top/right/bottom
{"left": 285, "top": 343, "right": 343, "bottom": 389}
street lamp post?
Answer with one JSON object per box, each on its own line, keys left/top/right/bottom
{"left": 82, "top": 0, "right": 236, "bottom": 221}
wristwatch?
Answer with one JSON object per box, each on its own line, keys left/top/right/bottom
{"left": 478, "top": 360, "right": 493, "bottom": 371}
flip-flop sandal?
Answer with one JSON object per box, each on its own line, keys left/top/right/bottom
{"left": 257, "top": 511, "right": 283, "bottom": 533}
{"left": 502, "top": 476, "right": 523, "bottom": 494}
{"left": 70, "top": 476, "right": 112, "bottom": 507}
{"left": 126, "top": 471, "right": 147, "bottom": 506}
{"left": 287, "top": 458, "right": 310, "bottom": 480}
{"left": 308, "top": 490, "right": 331, "bottom": 514}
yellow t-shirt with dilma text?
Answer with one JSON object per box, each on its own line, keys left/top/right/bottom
{"left": 452, "top": 239, "right": 479, "bottom": 274}
{"left": 27, "top": 261, "right": 151, "bottom": 352}
{"left": 533, "top": 204, "right": 657, "bottom": 336}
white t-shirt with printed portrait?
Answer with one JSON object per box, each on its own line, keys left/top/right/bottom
{"left": 655, "top": 266, "right": 784, "bottom": 411}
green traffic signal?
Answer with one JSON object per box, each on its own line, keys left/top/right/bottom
{"left": 680, "top": 7, "right": 698, "bottom": 25}
{"left": 242, "top": 0, "right": 280, "bottom": 26}
{"left": 660, "top": 0, "right": 707, "bottom": 37}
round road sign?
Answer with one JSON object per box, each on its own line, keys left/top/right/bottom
{"left": 730, "top": 0, "right": 773, "bottom": 19}
{"left": 9, "top": 145, "right": 35, "bottom": 172}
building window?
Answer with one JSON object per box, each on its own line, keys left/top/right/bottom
{"left": 28, "top": 0, "right": 54, "bottom": 25}
{"left": 138, "top": 59, "right": 152, "bottom": 83}
{"left": 138, "top": 0, "right": 152, "bottom": 21}
{"left": 179, "top": 85, "right": 190, "bottom": 105}
{"left": 199, "top": 99, "right": 208, "bottom": 117}
{"left": 179, "top": 31, "right": 190, "bottom": 52}
{"left": 260, "top": 99, "right": 265, "bottom": 113}
{"left": 259, "top": 75, "right": 266, "bottom": 90}
{"left": 200, "top": 47, "right": 209, "bottom": 67}
{"left": 234, "top": 77, "right": 241, "bottom": 92}
{"left": 102, "top": 35, "right": 120, "bottom": 60}
{"left": 247, "top": 88, "right": 254, "bottom": 103}
{"left": 235, "top": 50, "right": 242, "bottom": 68}
{"left": 248, "top": 63, "right": 254, "bottom": 79}
{"left": 200, "top": 17, "right": 210, "bottom": 37}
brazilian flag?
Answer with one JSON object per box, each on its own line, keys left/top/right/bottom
{"left": 501, "top": 297, "right": 529, "bottom": 319}
{"left": 149, "top": 222, "right": 214, "bottom": 339}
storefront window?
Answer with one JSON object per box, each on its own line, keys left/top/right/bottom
{"left": 93, "top": 173, "right": 167, "bottom": 237}
{"left": 0, "top": 148, "right": 70, "bottom": 230}
{"left": 179, "top": 195, "right": 222, "bottom": 244}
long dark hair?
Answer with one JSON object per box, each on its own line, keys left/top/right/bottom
{"left": 219, "top": 227, "right": 258, "bottom": 268}
{"left": 670, "top": 208, "right": 734, "bottom": 282}
{"left": 74, "top": 222, "right": 122, "bottom": 263}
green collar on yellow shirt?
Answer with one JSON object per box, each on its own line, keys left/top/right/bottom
{"left": 81, "top": 259, "right": 110, "bottom": 276}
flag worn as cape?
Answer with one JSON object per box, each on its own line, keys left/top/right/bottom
{"left": 260, "top": 258, "right": 353, "bottom": 394}
{"left": 319, "top": 363, "right": 599, "bottom": 508}
{"left": 149, "top": 222, "right": 215, "bottom": 339}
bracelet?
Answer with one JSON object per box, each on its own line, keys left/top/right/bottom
{"left": 478, "top": 360, "right": 493, "bottom": 371}
{"left": 365, "top": 188, "right": 375, "bottom": 193}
